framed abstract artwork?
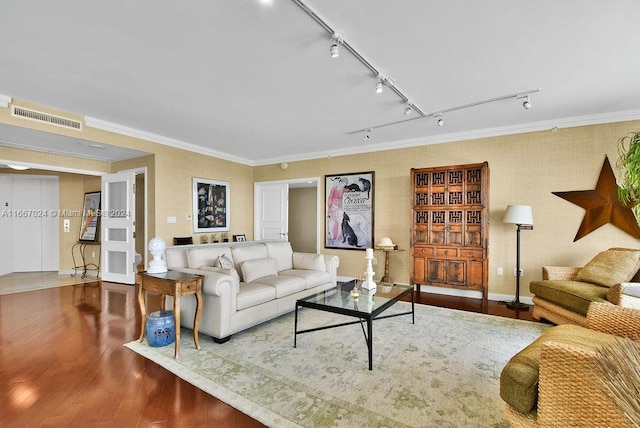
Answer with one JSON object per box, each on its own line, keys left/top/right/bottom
{"left": 193, "top": 177, "right": 230, "bottom": 233}
{"left": 325, "top": 171, "right": 374, "bottom": 250}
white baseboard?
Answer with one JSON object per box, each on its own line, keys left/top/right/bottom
{"left": 400, "top": 283, "right": 534, "bottom": 305}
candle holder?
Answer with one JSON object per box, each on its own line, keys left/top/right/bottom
{"left": 362, "top": 248, "right": 377, "bottom": 290}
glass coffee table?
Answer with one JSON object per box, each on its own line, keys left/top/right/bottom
{"left": 294, "top": 283, "right": 414, "bottom": 370}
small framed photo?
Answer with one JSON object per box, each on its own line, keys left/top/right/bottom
{"left": 193, "top": 177, "right": 230, "bottom": 233}
{"left": 233, "top": 234, "right": 246, "bottom": 242}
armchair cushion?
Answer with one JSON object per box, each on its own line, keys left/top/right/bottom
{"left": 574, "top": 248, "right": 640, "bottom": 287}
{"left": 529, "top": 280, "right": 609, "bottom": 316}
{"left": 500, "top": 323, "right": 615, "bottom": 414}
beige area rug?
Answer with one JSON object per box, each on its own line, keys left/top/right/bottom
{"left": 125, "top": 302, "right": 549, "bottom": 428}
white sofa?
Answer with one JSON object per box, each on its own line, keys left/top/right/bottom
{"left": 164, "top": 240, "right": 339, "bottom": 343}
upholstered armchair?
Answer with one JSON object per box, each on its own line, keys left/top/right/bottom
{"left": 500, "top": 302, "right": 640, "bottom": 427}
{"left": 530, "top": 247, "right": 640, "bottom": 326}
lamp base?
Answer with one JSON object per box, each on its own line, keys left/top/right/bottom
{"left": 505, "top": 300, "right": 530, "bottom": 311}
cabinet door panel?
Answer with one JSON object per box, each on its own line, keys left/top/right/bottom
{"left": 413, "top": 257, "right": 426, "bottom": 283}
{"left": 427, "top": 259, "right": 446, "bottom": 283}
{"left": 445, "top": 260, "right": 466, "bottom": 285}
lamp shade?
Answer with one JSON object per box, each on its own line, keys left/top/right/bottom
{"left": 503, "top": 205, "right": 533, "bottom": 225}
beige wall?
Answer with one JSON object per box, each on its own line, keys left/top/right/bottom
{"left": 254, "top": 120, "right": 640, "bottom": 299}
{"left": 0, "top": 100, "right": 254, "bottom": 270}
{"left": 1, "top": 99, "right": 639, "bottom": 301}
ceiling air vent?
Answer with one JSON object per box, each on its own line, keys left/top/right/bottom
{"left": 11, "top": 105, "right": 82, "bottom": 131}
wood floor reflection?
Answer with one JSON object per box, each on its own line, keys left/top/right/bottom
{"left": 0, "top": 279, "right": 537, "bottom": 427}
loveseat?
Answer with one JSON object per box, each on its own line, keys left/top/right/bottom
{"left": 530, "top": 247, "right": 640, "bottom": 326}
{"left": 164, "top": 240, "right": 339, "bottom": 342}
{"left": 500, "top": 302, "right": 640, "bottom": 427}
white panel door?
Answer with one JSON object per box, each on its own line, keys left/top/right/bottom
{"left": 101, "top": 171, "right": 136, "bottom": 284}
{"left": 13, "top": 178, "right": 43, "bottom": 272}
{"left": 254, "top": 182, "right": 288, "bottom": 241}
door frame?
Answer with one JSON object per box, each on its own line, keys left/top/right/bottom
{"left": 254, "top": 177, "right": 321, "bottom": 252}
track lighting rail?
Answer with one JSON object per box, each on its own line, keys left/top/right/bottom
{"left": 290, "top": 0, "right": 541, "bottom": 138}
{"left": 291, "top": 0, "right": 426, "bottom": 116}
{"left": 347, "top": 88, "right": 542, "bottom": 135}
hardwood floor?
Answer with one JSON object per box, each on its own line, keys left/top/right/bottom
{"left": 0, "top": 280, "right": 537, "bottom": 427}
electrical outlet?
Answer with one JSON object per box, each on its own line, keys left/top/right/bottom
{"left": 63, "top": 219, "right": 70, "bottom": 233}
{"left": 513, "top": 268, "right": 523, "bottom": 277}
{"left": 92, "top": 251, "right": 96, "bottom": 258}
{"left": 497, "top": 267, "right": 503, "bottom": 275}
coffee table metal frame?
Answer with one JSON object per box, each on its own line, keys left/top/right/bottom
{"left": 294, "top": 283, "right": 414, "bottom": 370}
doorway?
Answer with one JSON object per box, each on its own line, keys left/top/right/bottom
{"left": 254, "top": 177, "right": 320, "bottom": 253}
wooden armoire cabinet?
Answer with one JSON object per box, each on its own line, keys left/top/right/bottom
{"left": 411, "top": 162, "right": 489, "bottom": 306}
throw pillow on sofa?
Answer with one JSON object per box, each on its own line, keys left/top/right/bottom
{"left": 241, "top": 258, "right": 279, "bottom": 283}
{"left": 292, "top": 253, "right": 326, "bottom": 271}
{"left": 218, "top": 254, "right": 235, "bottom": 269}
{"left": 574, "top": 248, "right": 640, "bottom": 287}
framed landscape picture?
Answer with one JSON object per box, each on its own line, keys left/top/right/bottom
{"left": 193, "top": 177, "right": 230, "bottom": 233}
{"left": 325, "top": 171, "right": 374, "bottom": 250}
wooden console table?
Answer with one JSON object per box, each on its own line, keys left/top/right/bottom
{"left": 137, "top": 271, "right": 203, "bottom": 359}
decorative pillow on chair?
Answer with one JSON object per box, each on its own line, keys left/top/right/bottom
{"left": 575, "top": 249, "right": 640, "bottom": 287}
{"left": 241, "top": 258, "right": 278, "bottom": 283}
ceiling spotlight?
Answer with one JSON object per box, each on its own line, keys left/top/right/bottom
{"left": 404, "top": 102, "right": 412, "bottom": 116}
{"left": 375, "top": 76, "right": 383, "bottom": 94}
{"left": 522, "top": 95, "right": 531, "bottom": 109}
{"left": 363, "top": 128, "right": 372, "bottom": 140}
{"left": 435, "top": 115, "right": 444, "bottom": 126}
{"left": 329, "top": 34, "right": 340, "bottom": 58}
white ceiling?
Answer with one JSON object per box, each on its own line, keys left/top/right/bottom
{"left": 1, "top": 0, "right": 639, "bottom": 166}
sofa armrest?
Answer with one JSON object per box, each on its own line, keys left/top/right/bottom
{"left": 323, "top": 254, "right": 339, "bottom": 272}
{"left": 169, "top": 267, "right": 239, "bottom": 296}
{"left": 586, "top": 301, "right": 640, "bottom": 339}
{"left": 542, "top": 266, "right": 581, "bottom": 280}
{"left": 537, "top": 340, "right": 629, "bottom": 427}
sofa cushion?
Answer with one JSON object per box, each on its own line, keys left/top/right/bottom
{"left": 280, "top": 269, "right": 331, "bottom": 288}
{"left": 500, "top": 324, "right": 615, "bottom": 414}
{"left": 241, "top": 258, "right": 279, "bottom": 283}
{"left": 251, "top": 275, "right": 307, "bottom": 298}
{"left": 574, "top": 248, "right": 640, "bottom": 287}
{"left": 187, "top": 247, "right": 232, "bottom": 269}
{"left": 292, "top": 253, "right": 326, "bottom": 271}
{"left": 237, "top": 283, "right": 277, "bottom": 310}
{"left": 265, "top": 241, "right": 294, "bottom": 271}
{"left": 530, "top": 280, "right": 609, "bottom": 316}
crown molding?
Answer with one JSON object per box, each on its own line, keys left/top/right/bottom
{"left": 255, "top": 109, "right": 640, "bottom": 166}
{"left": 84, "top": 116, "right": 255, "bottom": 166}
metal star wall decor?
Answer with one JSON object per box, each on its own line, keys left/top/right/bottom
{"left": 552, "top": 156, "right": 640, "bottom": 241}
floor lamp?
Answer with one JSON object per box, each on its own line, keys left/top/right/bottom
{"left": 503, "top": 205, "right": 533, "bottom": 310}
